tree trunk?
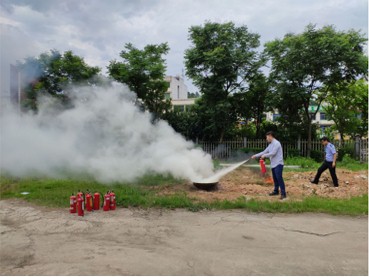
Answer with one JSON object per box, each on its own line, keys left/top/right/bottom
{"left": 307, "top": 119, "right": 312, "bottom": 158}
{"left": 339, "top": 131, "right": 345, "bottom": 146}
{"left": 219, "top": 129, "right": 225, "bottom": 143}
{"left": 255, "top": 109, "right": 262, "bottom": 138}
{"left": 256, "top": 121, "right": 260, "bottom": 138}
{"left": 304, "top": 104, "right": 312, "bottom": 158}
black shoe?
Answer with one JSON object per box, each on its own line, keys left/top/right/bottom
{"left": 280, "top": 194, "right": 287, "bottom": 200}
{"left": 269, "top": 191, "right": 279, "bottom": 196}
{"left": 334, "top": 184, "right": 339, "bottom": 187}
{"left": 310, "top": 180, "right": 318, "bottom": 184}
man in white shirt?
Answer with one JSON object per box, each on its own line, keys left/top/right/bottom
{"left": 252, "top": 131, "right": 286, "bottom": 199}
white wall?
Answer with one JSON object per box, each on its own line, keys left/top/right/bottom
{"left": 165, "top": 75, "right": 188, "bottom": 100}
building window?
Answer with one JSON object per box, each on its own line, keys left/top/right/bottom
{"left": 320, "top": 113, "right": 326, "bottom": 120}
{"left": 174, "top": 105, "right": 185, "bottom": 112}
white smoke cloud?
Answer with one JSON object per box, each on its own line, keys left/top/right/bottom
{"left": 0, "top": 84, "right": 214, "bottom": 182}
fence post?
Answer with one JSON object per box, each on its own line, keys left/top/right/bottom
{"left": 243, "top": 137, "right": 247, "bottom": 148}
{"left": 354, "top": 135, "right": 360, "bottom": 160}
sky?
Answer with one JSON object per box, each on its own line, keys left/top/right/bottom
{"left": 0, "top": 0, "right": 368, "bottom": 93}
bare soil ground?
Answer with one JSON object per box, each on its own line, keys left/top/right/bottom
{"left": 0, "top": 199, "right": 367, "bottom": 275}
{"left": 157, "top": 166, "right": 368, "bottom": 202}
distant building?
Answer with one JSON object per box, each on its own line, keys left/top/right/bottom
{"left": 165, "top": 75, "right": 196, "bottom": 111}
{"left": 171, "top": 98, "right": 196, "bottom": 112}
{"left": 265, "top": 103, "right": 335, "bottom": 136}
{"left": 165, "top": 75, "right": 188, "bottom": 100}
{"left": 0, "top": 63, "right": 22, "bottom": 114}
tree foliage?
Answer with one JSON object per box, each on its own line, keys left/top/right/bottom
{"left": 108, "top": 43, "right": 171, "bottom": 119}
{"left": 20, "top": 50, "right": 101, "bottom": 110}
{"left": 233, "top": 73, "right": 270, "bottom": 138}
{"left": 265, "top": 24, "right": 367, "bottom": 153}
{"left": 184, "top": 21, "right": 261, "bottom": 141}
{"left": 325, "top": 79, "right": 368, "bottom": 139}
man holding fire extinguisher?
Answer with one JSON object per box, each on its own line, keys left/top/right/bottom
{"left": 252, "top": 131, "right": 286, "bottom": 199}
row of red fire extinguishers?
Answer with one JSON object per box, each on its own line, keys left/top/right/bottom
{"left": 69, "top": 190, "right": 116, "bottom": 216}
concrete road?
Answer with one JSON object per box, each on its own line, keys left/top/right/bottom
{"left": 0, "top": 199, "right": 367, "bottom": 275}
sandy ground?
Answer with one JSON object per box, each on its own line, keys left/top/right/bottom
{"left": 0, "top": 199, "right": 367, "bottom": 276}
{"left": 158, "top": 166, "right": 368, "bottom": 202}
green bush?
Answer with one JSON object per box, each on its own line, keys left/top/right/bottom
{"left": 240, "top": 148, "right": 264, "bottom": 154}
{"left": 339, "top": 154, "right": 368, "bottom": 171}
{"left": 310, "top": 149, "right": 323, "bottom": 162}
{"left": 286, "top": 149, "right": 300, "bottom": 157}
{"left": 285, "top": 157, "right": 319, "bottom": 168}
{"left": 337, "top": 145, "right": 355, "bottom": 161}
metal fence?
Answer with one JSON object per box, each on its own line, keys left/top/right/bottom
{"left": 358, "top": 138, "right": 368, "bottom": 162}
{"left": 197, "top": 137, "right": 368, "bottom": 162}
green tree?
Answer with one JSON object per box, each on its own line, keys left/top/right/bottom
{"left": 188, "top": 92, "right": 200, "bottom": 98}
{"left": 265, "top": 24, "right": 367, "bottom": 156}
{"left": 325, "top": 79, "right": 368, "bottom": 140}
{"left": 108, "top": 43, "right": 171, "bottom": 119}
{"left": 163, "top": 109, "right": 198, "bottom": 140}
{"left": 233, "top": 73, "right": 270, "bottom": 138}
{"left": 20, "top": 50, "right": 101, "bottom": 110}
{"left": 185, "top": 21, "right": 261, "bottom": 142}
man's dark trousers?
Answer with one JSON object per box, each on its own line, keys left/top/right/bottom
{"left": 271, "top": 164, "right": 286, "bottom": 196}
{"left": 313, "top": 161, "right": 338, "bottom": 186}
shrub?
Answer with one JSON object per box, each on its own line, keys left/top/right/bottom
{"left": 240, "top": 148, "right": 264, "bottom": 154}
{"left": 337, "top": 145, "right": 355, "bottom": 161}
{"left": 310, "top": 150, "right": 324, "bottom": 162}
{"left": 285, "top": 157, "right": 318, "bottom": 168}
{"left": 338, "top": 154, "right": 368, "bottom": 171}
{"left": 286, "top": 149, "right": 300, "bottom": 157}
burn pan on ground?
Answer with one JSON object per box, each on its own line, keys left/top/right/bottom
{"left": 193, "top": 181, "right": 219, "bottom": 191}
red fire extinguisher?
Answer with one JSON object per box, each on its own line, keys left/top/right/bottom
{"left": 85, "top": 191, "right": 93, "bottom": 212}
{"left": 103, "top": 191, "right": 110, "bottom": 211}
{"left": 77, "top": 190, "right": 84, "bottom": 201}
{"left": 77, "top": 195, "right": 84, "bottom": 216}
{"left": 70, "top": 194, "right": 77, "bottom": 213}
{"left": 77, "top": 190, "right": 84, "bottom": 211}
{"left": 260, "top": 159, "right": 267, "bottom": 175}
{"left": 93, "top": 192, "right": 101, "bottom": 210}
{"left": 109, "top": 191, "right": 116, "bottom": 210}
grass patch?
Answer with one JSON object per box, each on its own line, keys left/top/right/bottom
{"left": 0, "top": 174, "right": 182, "bottom": 208}
{"left": 0, "top": 176, "right": 367, "bottom": 215}
{"left": 339, "top": 155, "right": 368, "bottom": 171}
{"left": 285, "top": 156, "right": 368, "bottom": 171}
{"left": 285, "top": 157, "right": 318, "bottom": 168}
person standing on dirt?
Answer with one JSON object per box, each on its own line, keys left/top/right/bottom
{"left": 252, "top": 131, "right": 286, "bottom": 199}
{"left": 311, "top": 136, "right": 339, "bottom": 187}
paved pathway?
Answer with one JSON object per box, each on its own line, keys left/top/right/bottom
{"left": 0, "top": 199, "right": 367, "bottom": 275}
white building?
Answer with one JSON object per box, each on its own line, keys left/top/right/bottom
{"left": 171, "top": 98, "right": 196, "bottom": 112}
{"left": 165, "top": 75, "right": 196, "bottom": 111}
{"left": 165, "top": 75, "right": 188, "bottom": 100}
